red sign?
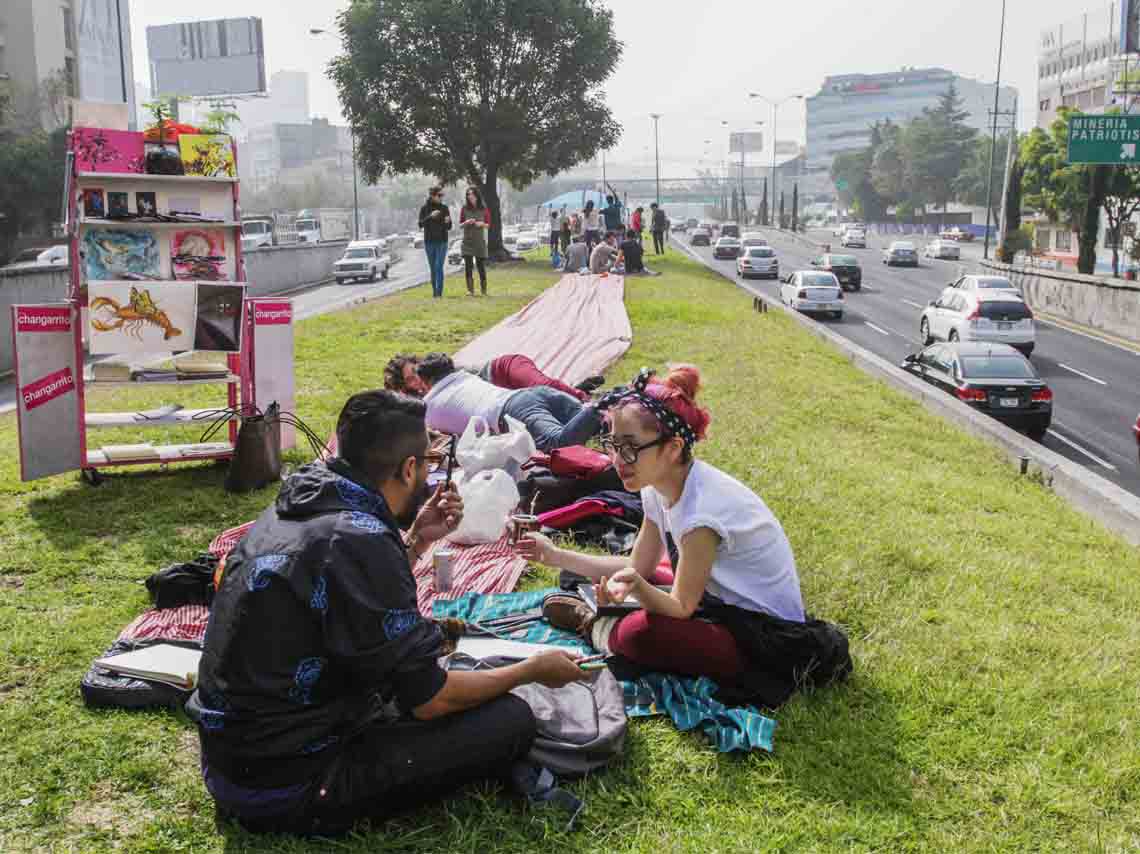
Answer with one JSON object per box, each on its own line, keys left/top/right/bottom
{"left": 16, "top": 306, "right": 71, "bottom": 333}
{"left": 21, "top": 367, "right": 75, "bottom": 411}
{"left": 254, "top": 302, "right": 293, "bottom": 325}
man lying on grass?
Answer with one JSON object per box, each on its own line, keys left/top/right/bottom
{"left": 408, "top": 352, "right": 606, "bottom": 452}
{"left": 385, "top": 352, "right": 604, "bottom": 404}
{"left": 519, "top": 365, "right": 852, "bottom": 707}
{"left": 187, "top": 391, "right": 588, "bottom": 836}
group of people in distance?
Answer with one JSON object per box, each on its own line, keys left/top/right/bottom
{"left": 188, "top": 355, "right": 851, "bottom": 836}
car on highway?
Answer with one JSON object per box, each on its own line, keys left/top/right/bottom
{"left": 740, "top": 232, "right": 769, "bottom": 249}
{"left": 713, "top": 236, "right": 742, "bottom": 259}
{"left": 1, "top": 245, "right": 69, "bottom": 270}
{"left": 924, "top": 239, "right": 961, "bottom": 260}
{"left": 671, "top": 219, "right": 688, "bottom": 233}
{"left": 334, "top": 239, "right": 391, "bottom": 284}
{"left": 720, "top": 223, "right": 741, "bottom": 239}
{"left": 840, "top": 227, "right": 867, "bottom": 248}
{"left": 447, "top": 240, "right": 464, "bottom": 266}
{"left": 686, "top": 217, "right": 700, "bottom": 229}
{"left": 920, "top": 289, "right": 1036, "bottom": 356}
{"left": 736, "top": 246, "right": 779, "bottom": 279}
{"left": 690, "top": 227, "right": 712, "bottom": 246}
{"left": 811, "top": 253, "right": 862, "bottom": 291}
{"left": 941, "top": 227, "right": 975, "bottom": 243}
{"left": 515, "top": 231, "right": 540, "bottom": 251}
{"left": 883, "top": 241, "right": 919, "bottom": 267}
{"left": 946, "top": 274, "right": 1020, "bottom": 296}
{"left": 901, "top": 342, "right": 1052, "bottom": 439}
{"left": 780, "top": 270, "right": 845, "bottom": 319}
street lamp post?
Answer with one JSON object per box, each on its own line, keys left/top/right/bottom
{"left": 749, "top": 93, "right": 802, "bottom": 225}
{"left": 310, "top": 28, "right": 359, "bottom": 240}
{"left": 982, "top": 0, "right": 1008, "bottom": 261}
{"left": 650, "top": 113, "right": 662, "bottom": 204}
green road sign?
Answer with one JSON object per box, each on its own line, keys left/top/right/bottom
{"left": 1067, "top": 113, "right": 1140, "bottom": 164}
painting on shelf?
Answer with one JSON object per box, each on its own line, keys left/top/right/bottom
{"left": 171, "top": 230, "right": 227, "bottom": 281}
{"left": 82, "top": 189, "right": 105, "bottom": 219}
{"left": 73, "top": 128, "right": 145, "bottom": 174}
{"left": 194, "top": 283, "right": 244, "bottom": 351}
{"left": 82, "top": 229, "right": 162, "bottom": 281}
{"left": 88, "top": 282, "right": 197, "bottom": 355}
{"left": 179, "top": 134, "right": 236, "bottom": 178}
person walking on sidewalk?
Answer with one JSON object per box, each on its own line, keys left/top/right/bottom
{"left": 418, "top": 187, "right": 452, "bottom": 298}
{"left": 582, "top": 200, "right": 601, "bottom": 253}
{"left": 651, "top": 203, "right": 668, "bottom": 255}
{"left": 559, "top": 210, "right": 572, "bottom": 254}
{"left": 459, "top": 187, "right": 490, "bottom": 296}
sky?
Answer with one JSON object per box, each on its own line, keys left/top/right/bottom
{"left": 126, "top": 0, "right": 1092, "bottom": 175}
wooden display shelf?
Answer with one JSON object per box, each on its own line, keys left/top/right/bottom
{"left": 77, "top": 172, "right": 237, "bottom": 184}
{"left": 79, "top": 218, "right": 240, "bottom": 229}
{"left": 84, "top": 374, "right": 240, "bottom": 388}
{"left": 85, "top": 442, "right": 234, "bottom": 467}
{"left": 85, "top": 407, "right": 225, "bottom": 428}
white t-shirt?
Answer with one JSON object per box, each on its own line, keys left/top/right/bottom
{"left": 423, "top": 371, "right": 514, "bottom": 436}
{"left": 583, "top": 210, "right": 600, "bottom": 231}
{"left": 641, "top": 460, "right": 805, "bottom": 622}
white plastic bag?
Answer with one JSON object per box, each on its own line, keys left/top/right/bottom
{"left": 456, "top": 415, "right": 536, "bottom": 480}
{"left": 447, "top": 468, "right": 520, "bottom": 545}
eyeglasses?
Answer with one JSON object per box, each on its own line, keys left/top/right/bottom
{"left": 599, "top": 435, "right": 669, "bottom": 465}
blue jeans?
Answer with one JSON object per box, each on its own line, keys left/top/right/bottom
{"left": 424, "top": 240, "right": 448, "bottom": 297}
{"left": 502, "top": 386, "right": 602, "bottom": 452}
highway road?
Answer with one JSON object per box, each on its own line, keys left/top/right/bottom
{"left": 677, "top": 227, "right": 1140, "bottom": 498}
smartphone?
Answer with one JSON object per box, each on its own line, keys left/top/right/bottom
{"left": 444, "top": 435, "right": 457, "bottom": 489}
{"left": 579, "top": 661, "right": 608, "bottom": 672}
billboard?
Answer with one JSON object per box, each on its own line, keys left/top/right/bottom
{"left": 75, "top": 0, "right": 137, "bottom": 120}
{"left": 1123, "top": 0, "right": 1140, "bottom": 54}
{"left": 729, "top": 131, "right": 765, "bottom": 154}
{"left": 147, "top": 18, "right": 267, "bottom": 98}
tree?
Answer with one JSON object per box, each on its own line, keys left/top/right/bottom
{"left": 904, "top": 83, "right": 977, "bottom": 213}
{"left": 730, "top": 186, "right": 739, "bottom": 222}
{"left": 760, "top": 178, "right": 769, "bottom": 226}
{"left": 1100, "top": 166, "right": 1140, "bottom": 275}
{"left": 791, "top": 183, "right": 799, "bottom": 232}
{"left": 1020, "top": 111, "right": 1087, "bottom": 229}
{"left": 778, "top": 191, "right": 785, "bottom": 229}
{"left": 740, "top": 186, "right": 748, "bottom": 225}
{"left": 331, "top": 0, "right": 622, "bottom": 258}
{"left": 1080, "top": 166, "right": 1108, "bottom": 274}
{"left": 0, "top": 128, "right": 68, "bottom": 262}
{"left": 957, "top": 133, "right": 1012, "bottom": 224}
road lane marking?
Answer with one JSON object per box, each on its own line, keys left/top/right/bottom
{"left": 864, "top": 321, "right": 891, "bottom": 336}
{"left": 1046, "top": 428, "right": 1118, "bottom": 471}
{"left": 901, "top": 298, "right": 924, "bottom": 309}
{"left": 1036, "top": 315, "right": 1140, "bottom": 356}
{"left": 1057, "top": 363, "right": 1108, "bottom": 386}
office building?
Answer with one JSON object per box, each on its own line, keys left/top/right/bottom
{"left": 232, "top": 71, "right": 310, "bottom": 139}
{"left": 1037, "top": 2, "right": 1126, "bottom": 129}
{"left": 241, "top": 117, "right": 351, "bottom": 190}
{"left": 805, "top": 68, "right": 1016, "bottom": 196}
{"left": 0, "top": 0, "right": 136, "bottom": 129}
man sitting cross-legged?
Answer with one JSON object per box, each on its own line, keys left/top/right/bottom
{"left": 187, "top": 390, "right": 587, "bottom": 836}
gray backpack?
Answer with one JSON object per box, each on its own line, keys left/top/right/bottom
{"left": 446, "top": 654, "right": 627, "bottom": 777}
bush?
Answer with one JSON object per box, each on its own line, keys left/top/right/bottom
{"left": 998, "top": 225, "right": 1032, "bottom": 263}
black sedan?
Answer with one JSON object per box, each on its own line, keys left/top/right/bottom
{"left": 901, "top": 342, "right": 1052, "bottom": 439}
{"left": 883, "top": 241, "right": 919, "bottom": 267}
{"left": 812, "top": 253, "right": 863, "bottom": 291}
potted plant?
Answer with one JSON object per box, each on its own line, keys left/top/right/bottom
{"left": 143, "top": 98, "right": 188, "bottom": 175}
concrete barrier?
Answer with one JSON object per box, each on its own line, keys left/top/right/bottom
{"left": 243, "top": 241, "right": 349, "bottom": 298}
{"left": 981, "top": 259, "right": 1140, "bottom": 344}
{"left": 0, "top": 266, "right": 70, "bottom": 375}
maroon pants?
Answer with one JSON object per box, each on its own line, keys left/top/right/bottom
{"left": 608, "top": 565, "right": 747, "bottom": 682}
{"left": 489, "top": 355, "right": 589, "bottom": 402}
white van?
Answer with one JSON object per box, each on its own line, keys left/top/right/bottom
{"left": 334, "top": 239, "right": 391, "bottom": 284}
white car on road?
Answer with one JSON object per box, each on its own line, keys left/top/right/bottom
{"left": 946, "top": 274, "right": 1020, "bottom": 296}
{"left": 740, "top": 232, "right": 769, "bottom": 249}
{"left": 781, "top": 270, "right": 845, "bottom": 319}
{"left": 920, "top": 289, "right": 1035, "bottom": 356}
{"left": 514, "top": 231, "right": 540, "bottom": 251}
{"left": 334, "top": 240, "right": 391, "bottom": 284}
{"left": 840, "top": 227, "right": 867, "bottom": 248}
{"left": 1, "top": 245, "right": 68, "bottom": 270}
{"left": 924, "top": 239, "right": 961, "bottom": 260}
{"left": 737, "top": 246, "right": 779, "bottom": 279}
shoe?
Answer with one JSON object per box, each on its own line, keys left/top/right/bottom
{"left": 575, "top": 375, "right": 605, "bottom": 393}
{"left": 542, "top": 592, "right": 594, "bottom": 635}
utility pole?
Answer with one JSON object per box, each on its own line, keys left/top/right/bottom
{"left": 650, "top": 113, "right": 662, "bottom": 204}
{"left": 749, "top": 93, "right": 803, "bottom": 223}
{"left": 997, "top": 95, "right": 1018, "bottom": 258}
{"left": 983, "top": 0, "right": 1008, "bottom": 260}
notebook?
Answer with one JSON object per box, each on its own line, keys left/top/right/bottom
{"left": 94, "top": 644, "right": 202, "bottom": 690}
{"left": 578, "top": 583, "right": 672, "bottom": 617}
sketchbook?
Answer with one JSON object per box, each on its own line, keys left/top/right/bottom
{"left": 578, "top": 583, "right": 672, "bottom": 617}
{"left": 94, "top": 644, "right": 202, "bottom": 690}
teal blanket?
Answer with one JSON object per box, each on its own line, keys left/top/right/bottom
{"left": 434, "top": 590, "right": 776, "bottom": 753}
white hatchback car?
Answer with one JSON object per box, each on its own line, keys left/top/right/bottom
{"left": 736, "top": 246, "right": 779, "bottom": 279}
{"left": 920, "top": 289, "right": 1035, "bottom": 356}
{"left": 781, "top": 271, "right": 845, "bottom": 319}
{"left": 924, "top": 239, "right": 961, "bottom": 260}
{"left": 740, "top": 232, "right": 769, "bottom": 249}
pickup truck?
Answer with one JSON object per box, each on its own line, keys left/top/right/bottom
{"left": 334, "top": 239, "right": 391, "bottom": 284}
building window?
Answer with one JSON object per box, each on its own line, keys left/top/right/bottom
{"left": 1036, "top": 229, "right": 1051, "bottom": 252}
{"left": 63, "top": 7, "right": 74, "bottom": 51}
{"left": 1055, "top": 230, "right": 1072, "bottom": 252}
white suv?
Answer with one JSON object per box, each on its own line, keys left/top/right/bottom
{"left": 840, "top": 227, "right": 866, "bottom": 248}
{"left": 920, "top": 289, "right": 1035, "bottom": 356}
{"left": 334, "top": 240, "right": 391, "bottom": 284}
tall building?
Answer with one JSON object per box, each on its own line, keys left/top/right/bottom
{"left": 232, "top": 71, "right": 310, "bottom": 139}
{"left": 1037, "top": 2, "right": 1125, "bottom": 129}
{"left": 804, "top": 68, "right": 1016, "bottom": 197}
{"left": 240, "top": 117, "right": 350, "bottom": 190}
{"left": 0, "top": 0, "right": 136, "bottom": 129}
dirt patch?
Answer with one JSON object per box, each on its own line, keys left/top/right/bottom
{"left": 66, "top": 781, "right": 154, "bottom": 838}
{"left": 0, "top": 576, "right": 25, "bottom": 589}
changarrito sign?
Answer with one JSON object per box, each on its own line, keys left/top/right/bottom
{"left": 1067, "top": 113, "right": 1140, "bottom": 164}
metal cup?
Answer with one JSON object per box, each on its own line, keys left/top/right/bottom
{"left": 511, "top": 514, "right": 539, "bottom": 544}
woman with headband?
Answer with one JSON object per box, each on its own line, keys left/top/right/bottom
{"left": 517, "top": 365, "right": 850, "bottom": 705}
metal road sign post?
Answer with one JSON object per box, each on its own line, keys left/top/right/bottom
{"left": 1067, "top": 114, "right": 1140, "bottom": 164}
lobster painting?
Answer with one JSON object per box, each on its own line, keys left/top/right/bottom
{"left": 90, "top": 287, "right": 182, "bottom": 340}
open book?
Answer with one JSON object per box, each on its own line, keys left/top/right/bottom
{"left": 94, "top": 644, "right": 202, "bottom": 690}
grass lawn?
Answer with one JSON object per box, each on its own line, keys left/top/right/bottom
{"left": 2, "top": 245, "right": 1139, "bottom": 853}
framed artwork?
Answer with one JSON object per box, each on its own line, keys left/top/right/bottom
{"left": 88, "top": 282, "right": 197, "bottom": 354}
{"left": 73, "top": 128, "right": 145, "bottom": 174}
{"left": 194, "top": 283, "right": 245, "bottom": 351}
{"left": 179, "top": 134, "right": 236, "bottom": 178}
{"left": 82, "top": 189, "right": 105, "bottom": 219}
{"left": 171, "top": 229, "right": 227, "bottom": 281}
{"left": 136, "top": 192, "right": 157, "bottom": 217}
{"left": 107, "top": 192, "right": 130, "bottom": 218}
{"left": 82, "top": 229, "right": 161, "bottom": 281}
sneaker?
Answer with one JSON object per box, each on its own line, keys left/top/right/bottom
{"left": 542, "top": 592, "right": 594, "bottom": 634}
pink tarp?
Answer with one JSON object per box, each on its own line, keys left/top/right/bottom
{"left": 454, "top": 273, "right": 632, "bottom": 385}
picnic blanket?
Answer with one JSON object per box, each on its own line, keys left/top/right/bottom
{"left": 454, "top": 273, "right": 633, "bottom": 386}
{"left": 434, "top": 590, "right": 777, "bottom": 753}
